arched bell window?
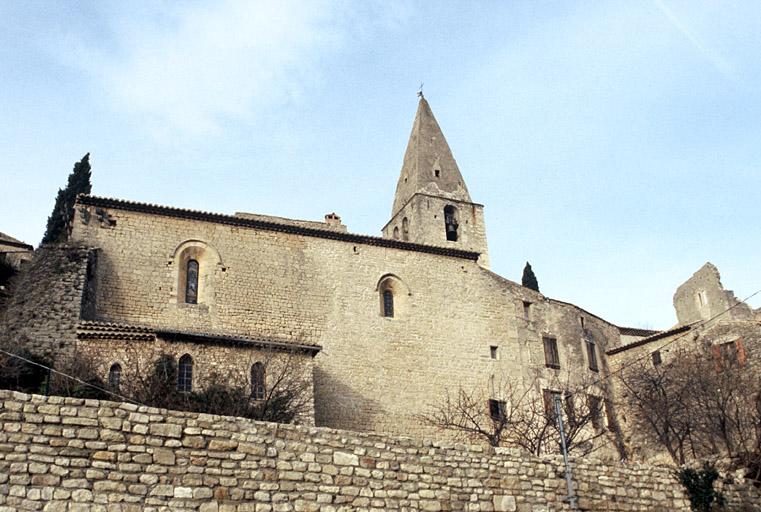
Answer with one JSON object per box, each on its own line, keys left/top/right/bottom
{"left": 108, "top": 363, "right": 122, "bottom": 391}
{"left": 251, "top": 362, "right": 266, "bottom": 400}
{"left": 185, "top": 259, "right": 199, "bottom": 304}
{"left": 444, "top": 205, "right": 459, "bottom": 241}
{"left": 177, "top": 354, "right": 193, "bottom": 392}
{"left": 402, "top": 217, "right": 409, "bottom": 241}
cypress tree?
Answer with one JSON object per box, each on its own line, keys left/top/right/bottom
{"left": 41, "top": 153, "right": 92, "bottom": 244}
{"left": 522, "top": 261, "right": 539, "bottom": 292}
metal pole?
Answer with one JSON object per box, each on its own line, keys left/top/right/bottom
{"left": 554, "top": 395, "right": 578, "bottom": 509}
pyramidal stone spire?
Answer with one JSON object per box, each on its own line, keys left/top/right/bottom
{"left": 391, "top": 97, "right": 472, "bottom": 217}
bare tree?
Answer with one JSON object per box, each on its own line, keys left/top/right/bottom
{"left": 617, "top": 343, "right": 761, "bottom": 479}
{"left": 421, "top": 376, "right": 607, "bottom": 455}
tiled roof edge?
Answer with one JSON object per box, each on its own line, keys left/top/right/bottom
{"left": 77, "top": 195, "right": 480, "bottom": 261}
{"left": 606, "top": 324, "right": 693, "bottom": 356}
{"left": 617, "top": 326, "right": 660, "bottom": 337}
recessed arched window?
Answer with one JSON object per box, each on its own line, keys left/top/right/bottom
{"left": 444, "top": 205, "right": 459, "bottom": 241}
{"left": 177, "top": 354, "right": 193, "bottom": 392}
{"left": 393, "top": 226, "right": 400, "bottom": 240}
{"left": 251, "top": 362, "right": 266, "bottom": 400}
{"left": 402, "top": 217, "right": 409, "bottom": 241}
{"left": 185, "top": 259, "right": 199, "bottom": 304}
{"left": 108, "top": 363, "right": 122, "bottom": 391}
{"left": 382, "top": 289, "right": 394, "bottom": 318}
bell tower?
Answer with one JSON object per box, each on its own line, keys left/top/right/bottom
{"left": 382, "top": 96, "right": 489, "bottom": 267}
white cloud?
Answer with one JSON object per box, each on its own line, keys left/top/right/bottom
{"left": 62, "top": 0, "right": 403, "bottom": 136}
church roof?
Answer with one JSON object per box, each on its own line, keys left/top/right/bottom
{"left": 77, "top": 195, "right": 480, "bottom": 261}
{"left": 391, "top": 97, "right": 472, "bottom": 216}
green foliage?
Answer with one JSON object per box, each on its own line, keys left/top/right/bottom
{"left": 522, "top": 261, "right": 539, "bottom": 292}
{"left": 675, "top": 462, "right": 725, "bottom": 512}
{"left": 41, "top": 153, "right": 92, "bottom": 245}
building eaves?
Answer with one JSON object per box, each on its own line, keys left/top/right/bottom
{"left": 155, "top": 329, "right": 321, "bottom": 355}
{"left": 606, "top": 324, "right": 693, "bottom": 356}
{"left": 77, "top": 195, "right": 480, "bottom": 262}
{"left": 0, "top": 231, "right": 33, "bottom": 251}
{"left": 617, "top": 326, "right": 660, "bottom": 337}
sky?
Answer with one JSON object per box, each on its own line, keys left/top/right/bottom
{"left": 1, "top": 0, "right": 759, "bottom": 329}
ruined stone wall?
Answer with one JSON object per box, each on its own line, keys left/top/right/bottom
{"left": 3, "top": 390, "right": 760, "bottom": 511}
{"left": 69, "top": 202, "right": 621, "bottom": 439}
{"left": 673, "top": 263, "right": 753, "bottom": 325}
{"left": 0, "top": 245, "right": 93, "bottom": 363}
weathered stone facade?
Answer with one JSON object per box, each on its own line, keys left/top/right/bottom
{"left": 3, "top": 390, "right": 761, "bottom": 511}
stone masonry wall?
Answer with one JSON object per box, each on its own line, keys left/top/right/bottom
{"left": 69, "top": 202, "right": 622, "bottom": 441}
{"left": 0, "top": 245, "right": 93, "bottom": 363}
{"left": 2, "top": 390, "right": 760, "bottom": 511}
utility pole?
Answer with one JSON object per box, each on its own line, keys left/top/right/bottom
{"left": 554, "top": 396, "right": 579, "bottom": 509}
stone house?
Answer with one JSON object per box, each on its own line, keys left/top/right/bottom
{"left": 7, "top": 97, "right": 753, "bottom": 450}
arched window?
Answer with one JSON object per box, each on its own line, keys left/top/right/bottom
{"left": 393, "top": 226, "right": 400, "bottom": 240}
{"left": 177, "top": 354, "right": 193, "bottom": 392}
{"left": 108, "top": 363, "right": 122, "bottom": 391}
{"left": 444, "top": 205, "right": 459, "bottom": 241}
{"left": 402, "top": 217, "right": 409, "bottom": 241}
{"left": 382, "top": 289, "right": 394, "bottom": 318}
{"left": 251, "top": 362, "right": 266, "bottom": 400}
{"left": 185, "top": 259, "right": 199, "bottom": 304}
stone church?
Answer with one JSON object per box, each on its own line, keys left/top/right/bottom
{"left": 3, "top": 97, "right": 754, "bottom": 445}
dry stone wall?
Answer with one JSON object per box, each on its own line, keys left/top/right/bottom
{"left": 4, "top": 390, "right": 760, "bottom": 511}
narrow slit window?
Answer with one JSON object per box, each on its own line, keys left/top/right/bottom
{"left": 177, "top": 354, "right": 193, "bottom": 392}
{"left": 251, "top": 362, "right": 266, "bottom": 400}
{"left": 108, "top": 363, "right": 122, "bottom": 391}
{"left": 490, "top": 346, "right": 498, "bottom": 360}
{"left": 522, "top": 301, "right": 531, "bottom": 321}
{"left": 185, "top": 259, "right": 199, "bottom": 304}
{"left": 586, "top": 339, "right": 599, "bottom": 372}
{"left": 402, "top": 217, "right": 409, "bottom": 241}
{"left": 382, "top": 290, "right": 394, "bottom": 318}
{"left": 444, "top": 205, "right": 459, "bottom": 241}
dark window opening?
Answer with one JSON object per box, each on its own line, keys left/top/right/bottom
{"left": 580, "top": 316, "right": 585, "bottom": 329}
{"left": 444, "top": 205, "right": 459, "bottom": 242}
{"left": 651, "top": 350, "right": 662, "bottom": 366}
{"left": 251, "top": 362, "right": 266, "bottom": 400}
{"left": 588, "top": 395, "right": 603, "bottom": 431}
{"left": 543, "top": 337, "right": 560, "bottom": 369}
{"left": 488, "top": 399, "right": 506, "bottom": 422}
{"left": 434, "top": 169, "right": 440, "bottom": 177}
{"left": 543, "top": 389, "right": 562, "bottom": 418}
{"left": 108, "top": 363, "right": 121, "bottom": 391}
{"left": 490, "top": 346, "right": 498, "bottom": 360}
{"left": 382, "top": 289, "right": 394, "bottom": 318}
{"left": 586, "top": 339, "right": 599, "bottom": 372}
{"left": 522, "top": 301, "right": 531, "bottom": 321}
{"left": 392, "top": 227, "right": 400, "bottom": 240}
{"left": 185, "top": 259, "right": 199, "bottom": 304}
{"left": 177, "top": 354, "right": 193, "bottom": 392}
{"left": 402, "top": 217, "right": 409, "bottom": 241}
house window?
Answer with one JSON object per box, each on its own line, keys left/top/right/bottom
{"left": 402, "top": 217, "right": 409, "bottom": 241}
{"left": 382, "top": 289, "right": 394, "bottom": 318}
{"left": 108, "top": 363, "right": 122, "bottom": 391}
{"left": 588, "top": 395, "right": 603, "bottom": 431}
{"left": 434, "top": 168, "right": 440, "bottom": 178}
{"left": 488, "top": 399, "right": 506, "bottom": 422}
{"left": 490, "top": 346, "right": 498, "bottom": 360}
{"left": 543, "top": 337, "right": 560, "bottom": 369}
{"left": 185, "top": 259, "right": 199, "bottom": 304}
{"left": 251, "top": 362, "right": 266, "bottom": 400}
{"left": 543, "top": 389, "right": 562, "bottom": 418}
{"left": 522, "top": 301, "right": 531, "bottom": 321}
{"left": 444, "top": 205, "right": 459, "bottom": 241}
{"left": 177, "top": 354, "right": 193, "bottom": 392}
{"left": 586, "top": 339, "right": 599, "bottom": 372}
{"left": 715, "top": 341, "right": 744, "bottom": 370}
{"left": 651, "top": 350, "right": 662, "bottom": 366}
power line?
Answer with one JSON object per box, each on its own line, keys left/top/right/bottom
{"left": 0, "top": 347, "right": 143, "bottom": 406}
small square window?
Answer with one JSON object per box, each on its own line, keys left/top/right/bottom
{"left": 490, "top": 346, "right": 498, "bottom": 360}
{"left": 651, "top": 350, "right": 662, "bottom": 366}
